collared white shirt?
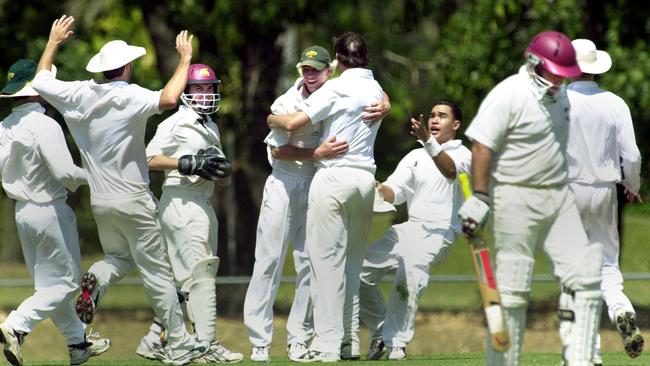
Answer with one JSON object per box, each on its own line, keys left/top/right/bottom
{"left": 384, "top": 140, "right": 471, "bottom": 232}
{"left": 33, "top": 70, "right": 161, "bottom": 196}
{"left": 264, "top": 77, "right": 320, "bottom": 177}
{"left": 566, "top": 81, "right": 641, "bottom": 194}
{"left": 299, "top": 68, "right": 384, "bottom": 173}
{"left": 0, "top": 102, "right": 86, "bottom": 202}
{"left": 465, "top": 65, "right": 570, "bottom": 187}
{"left": 146, "top": 105, "right": 222, "bottom": 195}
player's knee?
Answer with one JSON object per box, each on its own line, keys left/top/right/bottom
{"left": 500, "top": 291, "right": 529, "bottom": 308}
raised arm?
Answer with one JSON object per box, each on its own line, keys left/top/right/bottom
{"left": 159, "top": 30, "right": 194, "bottom": 111}
{"left": 410, "top": 115, "right": 457, "bottom": 179}
{"left": 37, "top": 15, "right": 75, "bottom": 73}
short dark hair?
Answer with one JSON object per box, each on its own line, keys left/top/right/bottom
{"left": 333, "top": 32, "right": 369, "bottom": 68}
{"left": 103, "top": 65, "right": 126, "bottom": 80}
{"left": 433, "top": 99, "right": 462, "bottom": 123}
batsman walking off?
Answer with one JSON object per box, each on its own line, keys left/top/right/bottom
{"left": 458, "top": 31, "right": 602, "bottom": 366}
{"left": 32, "top": 15, "right": 206, "bottom": 365}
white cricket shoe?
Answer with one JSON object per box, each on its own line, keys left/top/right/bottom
{"left": 615, "top": 310, "right": 644, "bottom": 358}
{"left": 591, "top": 346, "right": 603, "bottom": 366}
{"left": 367, "top": 339, "right": 386, "bottom": 360}
{"left": 294, "top": 350, "right": 340, "bottom": 363}
{"left": 288, "top": 342, "right": 309, "bottom": 361}
{"left": 250, "top": 346, "right": 270, "bottom": 362}
{"left": 76, "top": 272, "right": 98, "bottom": 324}
{"left": 195, "top": 341, "right": 243, "bottom": 363}
{"left": 68, "top": 331, "right": 111, "bottom": 365}
{"left": 162, "top": 341, "right": 209, "bottom": 366}
{"left": 0, "top": 323, "right": 23, "bottom": 366}
{"left": 387, "top": 347, "right": 406, "bottom": 360}
{"left": 136, "top": 333, "right": 169, "bottom": 361}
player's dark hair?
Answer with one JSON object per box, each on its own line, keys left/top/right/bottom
{"left": 103, "top": 65, "right": 126, "bottom": 80}
{"left": 433, "top": 99, "right": 462, "bottom": 123}
{"left": 333, "top": 32, "right": 369, "bottom": 68}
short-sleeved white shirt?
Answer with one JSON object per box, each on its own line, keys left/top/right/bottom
{"left": 298, "top": 68, "right": 384, "bottom": 173}
{"left": 33, "top": 70, "right": 161, "bottom": 195}
{"left": 384, "top": 140, "right": 471, "bottom": 232}
{"left": 264, "top": 77, "right": 320, "bottom": 177}
{"left": 465, "top": 65, "right": 569, "bottom": 187}
{"left": 566, "top": 81, "right": 641, "bottom": 194}
{"left": 0, "top": 102, "right": 86, "bottom": 202}
{"left": 146, "top": 105, "right": 222, "bottom": 196}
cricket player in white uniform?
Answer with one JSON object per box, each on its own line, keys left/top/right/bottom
{"left": 458, "top": 31, "right": 602, "bottom": 366}
{"left": 0, "top": 59, "right": 110, "bottom": 366}
{"left": 246, "top": 45, "right": 389, "bottom": 362}
{"left": 360, "top": 100, "right": 471, "bottom": 361}
{"left": 31, "top": 15, "right": 206, "bottom": 365}
{"left": 557, "top": 39, "right": 643, "bottom": 365}
{"left": 137, "top": 63, "right": 242, "bottom": 363}
{"left": 267, "top": 32, "right": 385, "bottom": 362}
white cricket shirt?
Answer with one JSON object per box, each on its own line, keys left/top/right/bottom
{"left": 465, "top": 65, "right": 570, "bottom": 187}
{"left": 299, "top": 68, "right": 384, "bottom": 173}
{"left": 264, "top": 77, "right": 320, "bottom": 177}
{"left": 0, "top": 102, "right": 86, "bottom": 202}
{"left": 33, "top": 70, "right": 161, "bottom": 195}
{"left": 566, "top": 81, "right": 641, "bottom": 194}
{"left": 384, "top": 140, "right": 471, "bottom": 231}
{"left": 146, "top": 105, "right": 222, "bottom": 196}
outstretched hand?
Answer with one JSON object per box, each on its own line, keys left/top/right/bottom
{"left": 175, "top": 30, "right": 194, "bottom": 61}
{"left": 410, "top": 114, "right": 430, "bottom": 142}
{"left": 49, "top": 15, "right": 75, "bottom": 46}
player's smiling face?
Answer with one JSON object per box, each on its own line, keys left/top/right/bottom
{"left": 429, "top": 104, "right": 460, "bottom": 144}
{"left": 300, "top": 65, "right": 331, "bottom": 94}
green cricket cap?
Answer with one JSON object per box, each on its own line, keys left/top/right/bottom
{"left": 1, "top": 59, "right": 37, "bottom": 96}
{"left": 298, "top": 46, "right": 331, "bottom": 70}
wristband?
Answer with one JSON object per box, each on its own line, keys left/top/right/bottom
{"left": 420, "top": 136, "right": 443, "bottom": 157}
{"left": 474, "top": 191, "right": 490, "bottom": 204}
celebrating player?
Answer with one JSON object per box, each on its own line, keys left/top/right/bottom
{"left": 31, "top": 15, "right": 207, "bottom": 364}
{"left": 360, "top": 100, "right": 471, "bottom": 361}
{"left": 458, "top": 31, "right": 603, "bottom": 365}
{"left": 267, "top": 32, "right": 386, "bottom": 362}
{"left": 136, "top": 63, "right": 242, "bottom": 363}
{"left": 557, "top": 38, "right": 643, "bottom": 364}
{"left": 0, "top": 58, "right": 110, "bottom": 366}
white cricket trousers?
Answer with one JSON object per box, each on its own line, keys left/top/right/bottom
{"left": 244, "top": 169, "right": 313, "bottom": 347}
{"left": 159, "top": 186, "right": 219, "bottom": 341}
{"left": 359, "top": 221, "right": 454, "bottom": 348}
{"left": 306, "top": 166, "right": 375, "bottom": 354}
{"left": 5, "top": 199, "right": 85, "bottom": 344}
{"left": 571, "top": 182, "right": 634, "bottom": 321}
{"left": 488, "top": 184, "right": 602, "bottom": 366}
{"left": 87, "top": 190, "right": 195, "bottom": 351}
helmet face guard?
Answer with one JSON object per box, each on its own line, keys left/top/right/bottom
{"left": 183, "top": 63, "right": 221, "bottom": 115}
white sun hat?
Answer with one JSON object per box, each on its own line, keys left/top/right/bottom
{"left": 373, "top": 185, "right": 396, "bottom": 213}
{"left": 86, "top": 40, "right": 146, "bottom": 73}
{"left": 572, "top": 39, "right": 612, "bottom": 75}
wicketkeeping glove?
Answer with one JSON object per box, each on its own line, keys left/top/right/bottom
{"left": 178, "top": 147, "right": 231, "bottom": 181}
{"left": 458, "top": 192, "right": 490, "bottom": 236}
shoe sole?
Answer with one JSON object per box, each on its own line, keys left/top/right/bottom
{"left": 76, "top": 273, "right": 97, "bottom": 324}
{"left": 0, "top": 327, "right": 21, "bottom": 366}
{"left": 616, "top": 312, "right": 644, "bottom": 358}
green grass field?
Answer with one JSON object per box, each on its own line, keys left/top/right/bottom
{"left": 1, "top": 207, "right": 650, "bottom": 364}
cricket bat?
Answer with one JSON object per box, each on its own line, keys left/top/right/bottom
{"left": 458, "top": 173, "right": 510, "bottom": 352}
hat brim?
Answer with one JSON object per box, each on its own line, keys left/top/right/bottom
{"left": 577, "top": 50, "right": 612, "bottom": 75}
{"left": 86, "top": 46, "right": 146, "bottom": 73}
{"left": 297, "top": 60, "right": 328, "bottom": 71}
{"left": 0, "top": 64, "right": 57, "bottom": 98}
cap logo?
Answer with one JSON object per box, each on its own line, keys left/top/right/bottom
{"left": 199, "top": 68, "right": 211, "bottom": 76}
{"left": 7, "top": 72, "right": 14, "bottom": 81}
{"left": 305, "top": 50, "right": 318, "bottom": 58}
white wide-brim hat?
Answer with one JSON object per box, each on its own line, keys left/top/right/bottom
{"left": 373, "top": 186, "right": 396, "bottom": 213}
{"left": 86, "top": 40, "right": 146, "bottom": 73}
{"left": 572, "top": 39, "right": 612, "bottom": 75}
{"left": 0, "top": 64, "right": 57, "bottom": 98}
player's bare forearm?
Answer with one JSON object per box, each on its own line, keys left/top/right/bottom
{"left": 271, "top": 135, "right": 348, "bottom": 161}
{"left": 38, "top": 15, "right": 75, "bottom": 72}
{"left": 148, "top": 155, "right": 179, "bottom": 171}
{"left": 270, "top": 145, "right": 314, "bottom": 161}
{"left": 433, "top": 151, "right": 457, "bottom": 179}
{"left": 377, "top": 181, "right": 395, "bottom": 203}
{"left": 266, "top": 112, "right": 310, "bottom": 132}
{"left": 160, "top": 30, "right": 193, "bottom": 111}
{"left": 471, "top": 142, "right": 492, "bottom": 194}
